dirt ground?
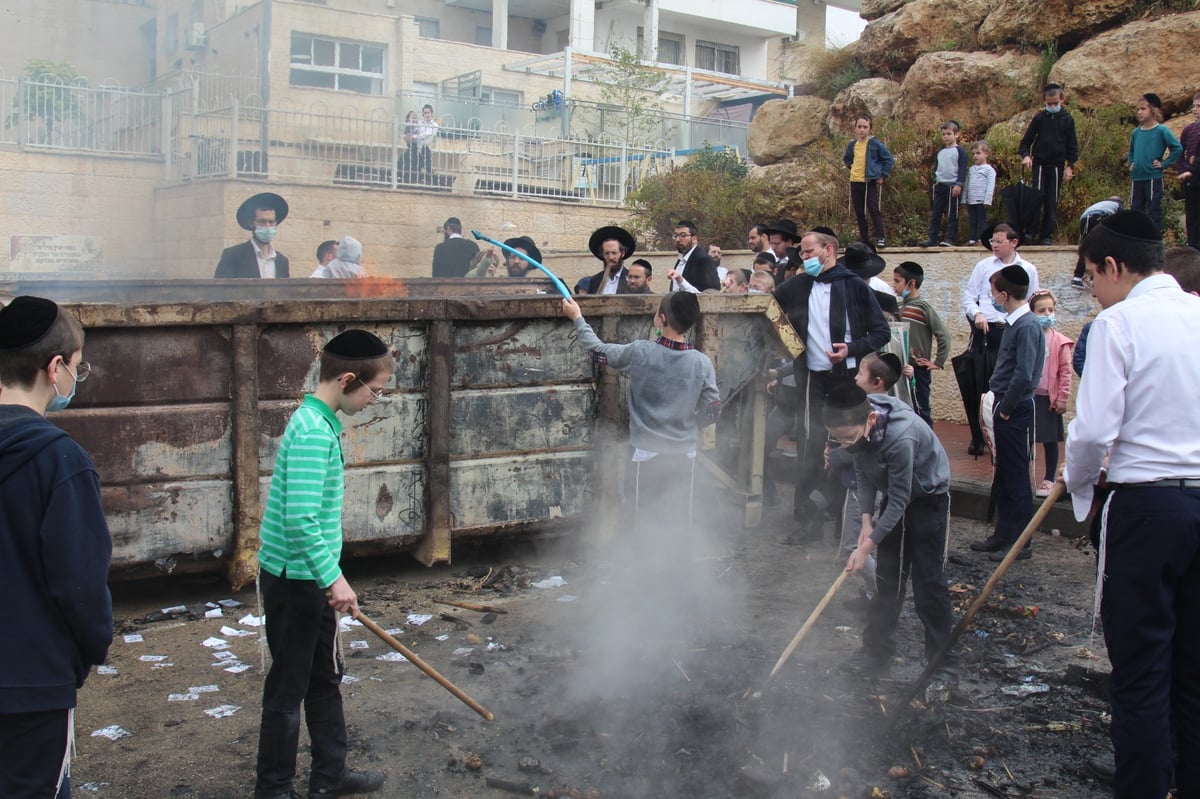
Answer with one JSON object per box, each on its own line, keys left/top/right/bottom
{"left": 75, "top": 486, "right": 1113, "bottom": 799}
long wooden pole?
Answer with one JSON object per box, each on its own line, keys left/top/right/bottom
{"left": 768, "top": 568, "right": 852, "bottom": 679}
{"left": 356, "top": 610, "right": 495, "bottom": 721}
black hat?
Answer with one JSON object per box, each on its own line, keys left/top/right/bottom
{"left": 877, "top": 352, "right": 904, "bottom": 377}
{"left": 323, "top": 329, "right": 389, "bottom": 360}
{"left": 236, "top": 192, "right": 288, "bottom": 231}
{"left": 763, "top": 219, "right": 799, "bottom": 242}
{"left": 811, "top": 226, "right": 838, "bottom": 240}
{"left": 1097, "top": 209, "right": 1162, "bottom": 243}
{"left": 873, "top": 289, "right": 899, "bottom": 315}
{"left": 504, "top": 236, "right": 543, "bottom": 265}
{"left": 998, "top": 264, "right": 1030, "bottom": 287}
{"left": 1142, "top": 93, "right": 1163, "bottom": 110}
{"left": 838, "top": 241, "right": 886, "bottom": 279}
{"left": 826, "top": 383, "right": 868, "bottom": 410}
{"left": 0, "top": 295, "right": 60, "bottom": 350}
{"left": 589, "top": 227, "right": 636, "bottom": 261}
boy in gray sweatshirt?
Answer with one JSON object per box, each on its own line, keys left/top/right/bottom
{"left": 825, "top": 383, "right": 955, "bottom": 677}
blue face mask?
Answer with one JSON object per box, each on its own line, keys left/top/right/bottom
{"left": 991, "top": 295, "right": 1006, "bottom": 313}
{"left": 900, "top": 289, "right": 911, "bottom": 299}
{"left": 1045, "top": 104, "right": 1062, "bottom": 114}
{"left": 1037, "top": 314, "right": 1056, "bottom": 328}
{"left": 802, "top": 257, "right": 823, "bottom": 277}
{"left": 253, "top": 226, "right": 277, "bottom": 243}
{"left": 47, "top": 363, "right": 78, "bottom": 412}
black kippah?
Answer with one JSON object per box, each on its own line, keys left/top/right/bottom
{"left": 1099, "top": 209, "right": 1161, "bottom": 243}
{"left": 826, "top": 383, "right": 867, "bottom": 410}
{"left": 999, "top": 264, "right": 1030, "bottom": 287}
{"left": 877, "top": 352, "right": 903, "bottom": 376}
{"left": 323, "top": 329, "right": 388, "bottom": 360}
{"left": 0, "top": 295, "right": 60, "bottom": 350}
{"left": 1143, "top": 93, "right": 1163, "bottom": 109}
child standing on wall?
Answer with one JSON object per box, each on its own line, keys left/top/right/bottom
{"left": 843, "top": 114, "right": 895, "bottom": 249}
{"left": 964, "top": 141, "right": 996, "bottom": 246}
{"left": 1127, "top": 93, "right": 1182, "bottom": 229}
{"left": 1027, "top": 289, "right": 1074, "bottom": 498}
{"left": 924, "top": 121, "right": 969, "bottom": 247}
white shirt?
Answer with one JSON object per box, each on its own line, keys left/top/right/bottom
{"left": 960, "top": 254, "right": 1040, "bottom": 322}
{"left": 804, "top": 282, "right": 854, "bottom": 372}
{"left": 600, "top": 269, "right": 622, "bottom": 295}
{"left": 671, "top": 246, "right": 701, "bottom": 293}
{"left": 1064, "top": 274, "right": 1200, "bottom": 520}
{"left": 311, "top": 260, "right": 366, "bottom": 279}
{"left": 253, "top": 238, "right": 277, "bottom": 279}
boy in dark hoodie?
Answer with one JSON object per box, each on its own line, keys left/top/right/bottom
{"left": 824, "top": 383, "right": 955, "bottom": 678}
{"left": 0, "top": 296, "right": 113, "bottom": 799}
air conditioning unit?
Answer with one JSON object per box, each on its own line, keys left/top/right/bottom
{"left": 532, "top": 19, "right": 547, "bottom": 34}
{"left": 187, "top": 22, "right": 207, "bottom": 50}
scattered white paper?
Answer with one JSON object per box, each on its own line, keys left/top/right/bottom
{"left": 349, "top": 640, "right": 369, "bottom": 649}
{"left": 557, "top": 594, "right": 577, "bottom": 603}
{"left": 406, "top": 613, "right": 433, "bottom": 626}
{"left": 189, "top": 685, "right": 220, "bottom": 693}
{"left": 224, "top": 663, "right": 252, "bottom": 674}
{"left": 139, "top": 655, "right": 168, "bottom": 662}
{"left": 385, "top": 628, "right": 404, "bottom": 636}
{"left": 205, "top": 601, "right": 220, "bottom": 609}
{"left": 78, "top": 781, "right": 110, "bottom": 792}
{"left": 212, "top": 651, "right": 238, "bottom": 661}
{"left": 220, "top": 626, "right": 254, "bottom": 638}
{"left": 238, "top": 614, "right": 263, "bottom": 627}
{"left": 202, "top": 637, "right": 230, "bottom": 649}
{"left": 161, "top": 605, "right": 188, "bottom": 615}
{"left": 486, "top": 642, "right": 505, "bottom": 651}
{"left": 123, "top": 634, "right": 144, "bottom": 644}
{"left": 532, "top": 576, "right": 566, "bottom": 589}
{"left": 204, "top": 704, "right": 241, "bottom": 718}
{"left": 97, "top": 665, "right": 118, "bottom": 675}
{"left": 338, "top": 618, "right": 363, "bottom": 632}
{"left": 168, "top": 693, "right": 199, "bottom": 702}
{"left": 342, "top": 674, "right": 360, "bottom": 684}
{"left": 1002, "top": 682, "right": 1051, "bottom": 697}
{"left": 152, "top": 663, "right": 174, "bottom": 669}
{"left": 435, "top": 634, "right": 450, "bottom": 642}
{"left": 204, "top": 608, "right": 223, "bottom": 619}
{"left": 376, "top": 652, "right": 409, "bottom": 662}
{"left": 91, "top": 725, "right": 131, "bottom": 741}
{"left": 218, "top": 599, "right": 242, "bottom": 608}
{"left": 452, "top": 647, "right": 475, "bottom": 656}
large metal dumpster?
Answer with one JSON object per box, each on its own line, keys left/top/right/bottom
{"left": 2, "top": 279, "right": 802, "bottom": 587}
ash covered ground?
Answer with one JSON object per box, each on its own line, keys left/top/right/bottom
{"left": 77, "top": 489, "right": 1111, "bottom": 799}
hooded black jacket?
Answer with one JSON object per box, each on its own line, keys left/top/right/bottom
{"left": 0, "top": 405, "right": 112, "bottom": 713}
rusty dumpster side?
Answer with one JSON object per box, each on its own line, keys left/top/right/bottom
{"left": 27, "top": 284, "right": 801, "bottom": 586}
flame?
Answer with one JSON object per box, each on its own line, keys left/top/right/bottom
{"left": 340, "top": 277, "right": 411, "bottom": 299}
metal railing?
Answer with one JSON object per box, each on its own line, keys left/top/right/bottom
{"left": 1, "top": 77, "right": 163, "bottom": 155}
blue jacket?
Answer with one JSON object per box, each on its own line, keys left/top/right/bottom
{"left": 843, "top": 137, "right": 895, "bottom": 182}
{"left": 0, "top": 406, "right": 112, "bottom": 713}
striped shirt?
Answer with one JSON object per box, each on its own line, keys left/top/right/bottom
{"left": 258, "top": 395, "right": 345, "bottom": 588}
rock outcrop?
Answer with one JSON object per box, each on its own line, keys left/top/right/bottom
{"left": 895, "top": 52, "right": 1042, "bottom": 132}
{"left": 977, "top": 0, "right": 1139, "bottom": 49}
{"left": 858, "top": 0, "right": 913, "bottom": 22}
{"left": 747, "top": 96, "right": 831, "bottom": 166}
{"left": 855, "top": 0, "right": 991, "bottom": 74}
{"left": 828, "top": 78, "right": 902, "bottom": 134}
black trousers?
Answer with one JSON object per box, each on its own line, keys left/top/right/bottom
{"left": 794, "top": 369, "right": 856, "bottom": 521}
{"left": 964, "top": 323, "right": 1005, "bottom": 446}
{"left": 0, "top": 708, "right": 71, "bottom": 798}
{"left": 255, "top": 571, "right": 348, "bottom": 796}
{"left": 1184, "top": 178, "right": 1200, "bottom": 249}
{"left": 1100, "top": 485, "right": 1200, "bottom": 799}
{"left": 850, "top": 181, "right": 884, "bottom": 242}
{"left": 991, "top": 397, "right": 1033, "bottom": 543}
{"left": 1131, "top": 178, "right": 1165, "bottom": 229}
{"left": 928, "top": 183, "right": 960, "bottom": 243}
{"left": 1030, "top": 161, "right": 1064, "bottom": 240}
{"left": 864, "top": 492, "right": 953, "bottom": 662}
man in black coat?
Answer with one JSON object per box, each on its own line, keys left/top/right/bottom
{"left": 432, "top": 217, "right": 480, "bottom": 278}
{"left": 583, "top": 226, "right": 636, "bottom": 294}
{"left": 666, "top": 220, "right": 720, "bottom": 292}
{"left": 214, "top": 192, "right": 291, "bottom": 279}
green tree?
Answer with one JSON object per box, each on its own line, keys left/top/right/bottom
{"left": 9, "top": 59, "right": 87, "bottom": 144}
{"left": 586, "top": 43, "right": 672, "bottom": 145}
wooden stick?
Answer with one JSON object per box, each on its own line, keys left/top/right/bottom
{"left": 888, "top": 482, "right": 1066, "bottom": 728}
{"left": 768, "top": 569, "right": 851, "bottom": 679}
{"left": 355, "top": 610, "right": 495, "bottom": 721}
{"left": 434, "top": 598, "right": 509, "bottom": 614}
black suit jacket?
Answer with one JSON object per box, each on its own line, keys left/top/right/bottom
{"left": 676, "top": 248, "right": 720, "bottom": 292}
{"left": 432, "top": 237, "right": 480, "bottom": 278}
{"left": 585, "top": 267, "right": 628, "bottom": 295}
{"left": 214, "top": 240, "right": 290, "bottom": 279}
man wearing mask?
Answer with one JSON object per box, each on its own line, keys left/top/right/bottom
{"left": 215, "top": 193, "right": 291, "bottom": 278}
{"left": 773, "top": 229, "right": 891, "bottom": 544}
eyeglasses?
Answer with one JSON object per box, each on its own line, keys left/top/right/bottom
{"left": 355, "top": 379, "right": 385, "bottom": 403}
{"left": 1081, "top": 273, "right": 1094, "bottom": 290}
{"left": 53, "top": 358, "right": 91, "bottom": 382}
{"left": 672, "top": 232, "right": 693, "bottom": 239}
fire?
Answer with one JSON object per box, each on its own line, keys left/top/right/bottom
{"left": 340, "top": 277, "right": 411, "bottom": 299}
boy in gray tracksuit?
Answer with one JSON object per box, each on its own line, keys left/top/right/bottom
{"left": 824, "top": 384, "right": 954, "bottom": 675}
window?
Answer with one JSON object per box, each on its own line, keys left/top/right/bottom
{"left": 290, "top": 33, "right": 384, "bottom": 95}
{"left": 636, "top": 29, "right": 684, "bottom": 66}
{"left": 481, "top": 88, "right": 522, "bottom": 106}
{"left": 416, "top": 17, "right": 440, "bottom": 39}
{"left": 695, "top": 41, "right": 740, "bottom": 75}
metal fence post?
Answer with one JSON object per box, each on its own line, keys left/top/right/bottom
{"left": 512, "top": 131, "right": 520, "bottom": 199}
{"left": 619, "top": 141, "right": 628, "bottom": 205}
{"left": 16, "top": 76, "right": 25, "bottom": 151}
{"left": 162, "top": 90, "right": 172, "bottom": 181}
{"left": 229, "top": 97, "right": 239, "bottom": 177}
{"left": 391, "top": 114, "right": 399, "bottom": 190}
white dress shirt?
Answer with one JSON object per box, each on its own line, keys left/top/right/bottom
{"left": 960, "top": 254, "right": 1040, "bottom": 322}
{"left": 803, "top": 282, "right": 855, "bottom": 372}
{"left": 671, "top": 246, "right": 701, "bottom": 293}
{"left": 1064, "top": 273, "right": 1200, "bottom": 520}
{"left": 601, "top": 270, "right": 622, "bottom": 295}
{"left": 254, "top": 238, "right": 277, "bottom": 279}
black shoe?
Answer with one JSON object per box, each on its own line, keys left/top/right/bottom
{"left": 920, "top": 240, "right": 936, "bottom": 248}
{"left": 967, "top": 441, "right": 986, "bottom": 457}
{"left": 257, "top": 793, "right": 301, "bottom": 799}
{"left": 1084, "top": 753, "right": 1115, "bottom": 784}
{"left": 970, "top": 535, "right": 1008, "bottom": 553}
{"left": 841, "top": 650, "right": 891, "bottom": 675}
{"left": 990, "top": 545, "right": 1032, "bottom": 562}
{"left": 309, "top": 770, "right": 386, "bottom": 798}
{"left": 1039, "top": 238, "right": 1054, "bottom": 246}
{"left": 842, "top": 589, "right": 873, "bottom": 614}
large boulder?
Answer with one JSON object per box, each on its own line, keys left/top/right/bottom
{"left": 828, "top": 78, "right": 903, "bottom": 134}
{"left": 895, "top": 51, "right": 1043, "bottom": 132}
{"left": 978, "top": 0, "right": 1139, "bottom": 49}
{"left": 748, "top": 96, "right": 831, "bottom": 166}
{"left": 859, "top": 0, "right": 914, "bottom": 21}
{"left": 856, "top": 0, "right": 992, "bottom": 74}
{"left": 1051, "top": 11, "right": 1200, "bottom": 116}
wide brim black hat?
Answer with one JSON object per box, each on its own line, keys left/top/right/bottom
{"left": 504, "top": 236, "right": 542, "bottom": 265}
{"left": 236, "top": 192, "right": 289, "bottom": 231}
{"left": 837, "top": 241, "right": 886, "bottom": 279}
{"left": 762, "top": 219, "right": 799, "bottom": 242}
{"left": 588, "top": 226, "right": 636, "bottom": 261}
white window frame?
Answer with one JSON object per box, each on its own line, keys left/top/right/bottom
{"left": 481, "top": 87, "right": 523, "bottom": 107}
{"left": 415, "top": 17, "right": 440, "bottom": 39}
{"left": 289, "top": 33, "right": 385, "bottom": 95}
{"left": 695, "top": 40, "right": 740, "bottom": 75}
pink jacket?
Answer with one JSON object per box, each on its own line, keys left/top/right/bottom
{"left": 1042, "top": 327, "right": 1075, "bottom": 409}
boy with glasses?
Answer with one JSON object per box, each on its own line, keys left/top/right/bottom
{"left": 0, "top": 296, "right": 112, "bottom": 799}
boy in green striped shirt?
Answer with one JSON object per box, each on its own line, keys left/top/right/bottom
{"left": 255, "top": 329, "right": 393, "bottom": 799}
